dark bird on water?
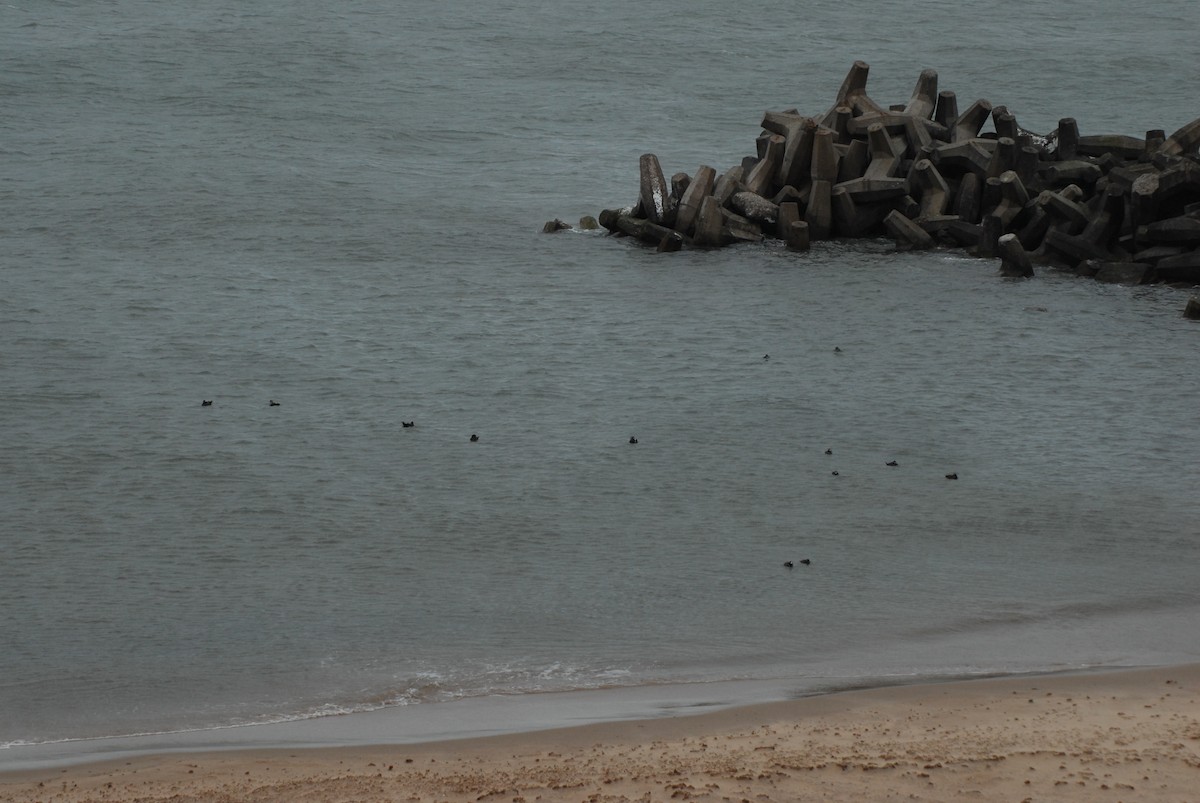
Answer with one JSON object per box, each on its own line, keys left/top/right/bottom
{"left": 629, "top": 436, "right": 638, "bottom": 444}
{"left": 800, "top": 558, "right": 811, "bottom": 565}
{"left": 824, "top": 448, "right": 832, "bottom": 455}
{"left": 784, "top": 561, "right": 793, "bottom": 568}
{"left": 763, "top": 354, "right": 769, "bottom": 360}
{"left": 831, "top": 471, "right": 839, "bottom": 476}
{"left": 469, "top": 434, "right": 479, "bottom": 442}
{"left": 402, "top": 421, "right": 414, "bottom": 427}
{"left": 886, "top": 460, "right": 898, "bottom": 467}
{"left": 269, "top": 400, "right": 280, "bottom": 406}
{"left": 201, "top": 400, "right": 213, "bottom": 406}
{"left": 946, "top": 472, "right": 958, "bottom": 480}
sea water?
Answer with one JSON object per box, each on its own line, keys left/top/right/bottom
{"left": 2, "top": 0, "right": 1199, "bottom": 764}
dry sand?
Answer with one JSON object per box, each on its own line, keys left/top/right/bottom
{"left": 3, "top": 664, "right": 1199, "bottom": 802}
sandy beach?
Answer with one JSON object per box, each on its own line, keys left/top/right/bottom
{"left": 3, "top": 665, "right": 1198, "bottom": 802}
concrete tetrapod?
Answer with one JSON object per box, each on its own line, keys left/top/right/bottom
{"left": 581, "top": 62, "right": 1200, "bottom": 306}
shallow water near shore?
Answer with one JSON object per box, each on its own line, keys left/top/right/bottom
{"left": 2, "top": 0, "right": 1200, "bottom": 765}
{"left": 0, "top": 664, "right": 1167, "bottom": 773}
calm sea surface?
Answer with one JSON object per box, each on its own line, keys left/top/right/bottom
{"left": 2, "top": 0, "right": 1199, "bottom": 762}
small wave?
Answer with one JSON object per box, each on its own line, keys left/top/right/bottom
{"left": 906, "top": 592, "right": 1200, "bottom": 641}
{"left": 0, "top": 663, "right": 646, "bottom": 751}
{"left": 785, "top": 662, "right": 1103, "bottom": 700}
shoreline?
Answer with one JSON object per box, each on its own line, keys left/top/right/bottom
{"left": 3, "top": 663, "right": 1198, "bottom": 801}
{"left": 0, "top": 663, "right": 1119, "bottom": 773}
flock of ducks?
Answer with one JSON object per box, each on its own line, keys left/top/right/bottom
{"left": 201, "top": 400, "right": 642, "bottom": 446}
{"left": 197, "top": 350, "right": 845, "bottom": 440}
{"left": 823, "top": 448, "right": 958, "bottom": 480}
{"left": 195, "top": 405, "right": 964, "bottom": 470}
{"left": 200, "top": 399, "right": 279, "bottom": 407}
{"left": 792, "top": 449, "right": 960, "bottom": 568}
{"left": 201, "top": 372, "right": 960, "bottom": 573}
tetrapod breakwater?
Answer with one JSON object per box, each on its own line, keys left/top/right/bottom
{"left": 554, "top": 62, "right": 1200, "bottom": 318}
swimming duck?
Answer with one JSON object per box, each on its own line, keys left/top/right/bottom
{"left": 201, "top": 400, "right": 213, "bottom": 407}
{"left": 628, "top": 436, "right": 638, "bottom": 444}
{"left": 470, "top": 434, "right": 479, "bottom": 442}
{"left": 886, "top": 460, "right": 898, "bottom": 467}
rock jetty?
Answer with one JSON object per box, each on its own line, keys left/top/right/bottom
{"left": 591, "top": 62, "right": 1200, "bottom": 298}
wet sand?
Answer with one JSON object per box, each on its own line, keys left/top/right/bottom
{"left": 3, "top": 664, "right": 1198, "bottom": 802}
